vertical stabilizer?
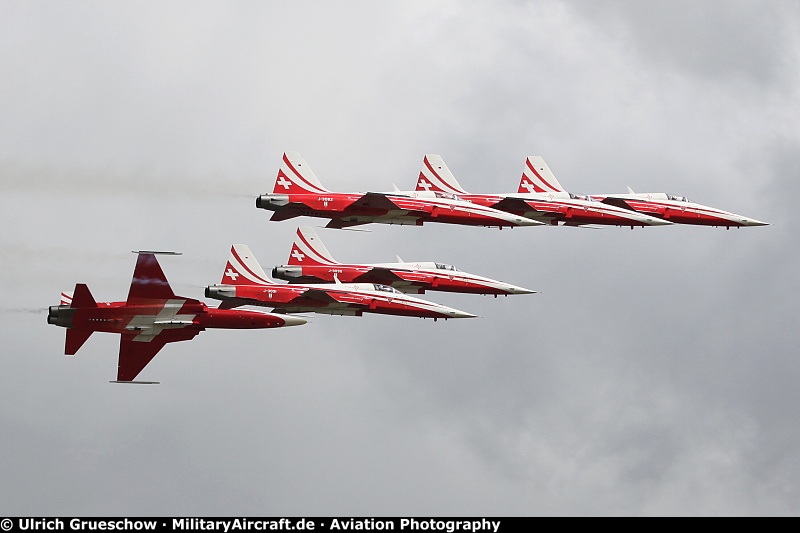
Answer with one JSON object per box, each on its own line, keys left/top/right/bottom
{"left": 288, "top": 226, "right": 338, "bottom": 266}
{"left": 273, "top": 151, "right": 330, "bottom": 194}
{"left": 416, "top": 154, "right": 469, "bottom": 194}
{"left": 519, "top": 156, "right": 566, "bottom": 194}
{"left": 71, "top": 284, "right": 97, "bottom": 308}
{"left": 222, "top": 244, "right": 275, "bottom": 286}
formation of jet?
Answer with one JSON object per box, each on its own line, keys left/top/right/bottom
{"left": 272, "top": 226, "right": 534, "bottom": 296}
{"left": 47, "top": 252, "right": 306, "bottom": 383}
{"left": 256, "top": 151, "right": 541, "bottom": 229}
{"left": 415, "top": 155, "right": 672, "bottom": 228}
{"left": 205, "top": 244, "right": 478, "bottom": 320}
{"left": 49, "top": 151, "right": 767, "bottom": 382}
{"left": 513, "top": 158, "right": 768, "bottom": 228}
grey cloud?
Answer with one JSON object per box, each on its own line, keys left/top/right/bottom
{"left": 0, "top": 0, "right": 797, "bottom": 516}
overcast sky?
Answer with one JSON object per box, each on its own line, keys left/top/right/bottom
{"left": 1, "top": 0, "right": 798, "bottom": 516}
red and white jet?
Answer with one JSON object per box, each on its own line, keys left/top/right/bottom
{"left": 256, "top": 151, "right": 542, "bottom": 229}
{"left": 514, "top": 160, "right": 769, "bottom": 228}
{"left": 415, "top": 155, "right": 672, "bottom": 228}
{"left": 48, "top": 252, "right": 306, "bottom": 383}
{"left": 272, "top": 226, "right": 535, "bottom": 297}
{"left": 205, "top": 244, "right": 478, "bottom": 320}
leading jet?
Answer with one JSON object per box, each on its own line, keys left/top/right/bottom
{"left": 256, "top": 151, "right": 541, "bottom": 229}
{"left": 48, "top": 252, "right": 306, "bottom": 383}
{"left": 205, "top": 244, "right": 477, "bottom": 320}
{"left": 516, "top": 157, "right": 769, "bottom": 228}
{"left": 272, "top": 226, "right": 535, "bottom": 297}
{"left": 414, "top": 155, "right": 671, "bottom": 228}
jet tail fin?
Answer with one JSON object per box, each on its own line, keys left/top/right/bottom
{"left": 288, "top": 226, "right": 338, "bottom": 266}
{"left": 519, "top": 156, "right": 566, "bottom": 194}
{"left": 71, "top": 284, "right": 97, "bottom": 308}
{"left": 126, "top": 253, "right": 176, "bottom": 303}
{"left": 273, "top": 151, "right": 330, "bottom": 194}
{"left": 417, "top": 154, "right": 469, "bottom": 194}
{"left": 222, "top": 244, "right": 275, "bottom": 285}
{"left": 65, "top": 329, "right": 93, "bottom": 356}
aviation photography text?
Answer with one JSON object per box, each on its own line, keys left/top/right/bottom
{"left": 7, "top": 519, "right": 503, "bottom": 533}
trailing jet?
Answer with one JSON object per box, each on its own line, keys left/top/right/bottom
{"left": 415, "top": 155, "right": 671, "bottom": 228}
{"left": 272, "top": 226, "right": 535, "bottom": 297}
{"left": 48, "top": 252, "right": 306, "bottom": 383}
{"left": 205, "top": 244, "right": 478, "bottom": 320}
{"left": 256, "top": 151, "right": 542, "bottom": 229}
{"left": 516, "top": 159, "right": 768, "bottom": 228}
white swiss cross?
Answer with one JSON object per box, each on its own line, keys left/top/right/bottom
{"left": 521, "top": 179, "right": 536, "bottom": 193}
{"left": 225, "top": 268, "right": 239, "bottom": 281}
{"left": 291, "top": 249, "right": 305, "bottom": 262}
{"left": 418, "top": 178, "right": 432, "bottom": 191}
{"left": 277, "top": 175, "right": 292, "bottom": 190}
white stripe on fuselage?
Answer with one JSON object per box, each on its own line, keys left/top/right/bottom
{"left": 126, "top": 299, "right": 195, "bottom": 341}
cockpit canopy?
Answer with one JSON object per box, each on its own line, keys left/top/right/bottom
{"left": 373, "top": 284, "right": 401, "bottom": 293}
{"left": 434, "top": 191, "right": 460, "bottom": 201}
{"left": 667, "top": 195, "right": 690, "bottom": 202}
{"left": 435, "top": 263, "right": 459, "bottom": 271}
{"left": 569, "top": 193, "right": 595, "bottom": 201}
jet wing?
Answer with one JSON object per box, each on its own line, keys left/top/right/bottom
{"left": 269, "top": 202, "right": 314, "bottom": 221}
{"left": 352, "top": 267, "right": 405, "bottom": 284}
{"left": 326, "top": 219, "right": 370, "bottom": 229}
{"left": 126, "top": 253, "right": 176, "bottom": 303}
{"left": 116, "top": 330, "right": 198, "bottom": 382}
{"left": 600, "top": 197, "right": 637, "bottom": 211}
{"left": 347, "top": 193, "right": 431, "bottom": 218}
{"left": 491, "top": 197, "right": 550, "bottom": 216}
{"left": 347, "top": 192, "right": 403, "bottom": 212}
{"left": 289, "top": 288, "right": 341, "bottom": 304}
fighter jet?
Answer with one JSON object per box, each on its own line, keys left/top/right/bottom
{"left": 205, "top": 244, "right": 478, "bottom": 320}
{"left": 48, "top": 252, "right": 306, "bottom": 383}
{"left": 256, "top": 151, "right": 542, "bottom": 229}
{"left": 414, "top": 155, "right": 671, "bottom": 228}
{"left": 272, "top": 226, "right": 535, "bottom": 297}
{"left": 515, "top": 158, "right": 768, "bottom": 228}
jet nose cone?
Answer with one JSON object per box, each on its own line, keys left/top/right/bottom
{"left": 515, "top": 217, "right": 544, "bottom": 227}
{"left": 507, "top": 285, "right": 537, "bottom": 295}
{"left": 644, "top": 216, "right": 672, "bottom": 226}
{"left": 445, "top": 309, "right": 478, "bottom": 319}
{"left": 280, "top": 315, "right": 307, "bottom": 327}
{"left": 741, "top": 218, "right": 769, "bottom": 227}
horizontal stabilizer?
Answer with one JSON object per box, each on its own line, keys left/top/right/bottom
{"left": 109, "top": 380, "right": 161, "bottom": 385}
{"left": 65, "top": 329, "right": 93, "bottom": 355}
